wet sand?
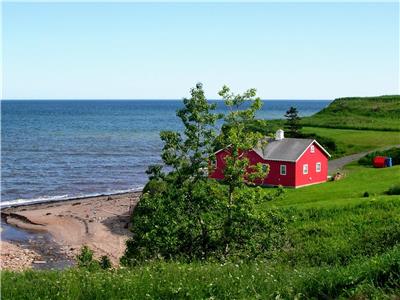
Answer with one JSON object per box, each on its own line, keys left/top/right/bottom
{"left": 1, "top": 192, "right": 141, "bottom": 270}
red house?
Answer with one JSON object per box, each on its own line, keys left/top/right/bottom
{"left": 210, "top": 129, "right": 331, "bottom": 188}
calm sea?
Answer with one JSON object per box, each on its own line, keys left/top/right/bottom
{"left": 1, "top": 100, "right": 330, "bottom": 206}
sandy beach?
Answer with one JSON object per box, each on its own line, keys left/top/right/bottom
{"left": 1, "top": 192, "right": 141, "bottom": 270}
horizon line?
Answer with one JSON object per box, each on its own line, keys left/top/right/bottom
{"left": 2, "top": 98, "right": 334, "bottom": 101}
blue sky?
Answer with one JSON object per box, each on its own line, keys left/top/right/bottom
{"left": 2, "top": 2, "right": 399, "bottom": 100}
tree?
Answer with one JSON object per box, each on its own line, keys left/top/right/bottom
{"left": 122, "top": 83, "right": 222, "bottom": 264}
{"left": 284, "top": 106, "right": 302, "bottom": 137}
{"left": 217, "top": 85, "right": 272, "bottom": 257}
{"left": 121, "top": 84, "right": 287, "bottom": 265}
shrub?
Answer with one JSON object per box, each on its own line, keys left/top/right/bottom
{"left": 76, "top": 246, "right": 109, "bottom": 271}
{"left": 363, "top": 191, "right": 369, "bottom": 197}
{"left": 99, "top": 256, "right": 112, "bottom": 269}
{"left": 121, "top": 181, "right": 288, "bottom": 265}
{"left": 76, "top": 245, "right": 94, "bottom": 268}
{"left": 387, "top": 184, "right": 400, "bottom": 195}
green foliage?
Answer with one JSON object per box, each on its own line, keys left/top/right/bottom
{"left": 301, "top": 95, "right": 400, "bottom": 131}
{"left": 99, "top": 256, "right": 112, "bottom": 270}
{"left": 76, "top": 246, "right": 112, "bottom": 270}
{"left": 76, "top": 246, "right": 96, "bottom": 268}
{"left": 216, "top": 85, "right": 276, "bottom": 257}
{"left": 363, "top": 191, "right": 369, "bottom": 197}
{"left": 122, "top": 84, "right": 288, "bottom": 265}
{"left": 3, "top": 247, "right": 400, "bottom": 299}
{"left": 284, "top": 106, "right": 302, "bottom": 137}
{"left": 2, "top": 166, "right": 400, "bottom": 299}
{"left": 276, "top": 200, "right": 400, "bottom": 267}
{"left": 302, "top": 127, "right": 400, "bottom": 158}
{"left": 387, "top": 184, "right": 400, "bottom": 195}
{"left": 123, "top": 83, "right": 223, "bottom": 264}
{"left": 358, "top": 147, "right": 400, "bottom": 166}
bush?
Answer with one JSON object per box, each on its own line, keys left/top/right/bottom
{"left": 99, "top": 256, "right": 112, "bottom": 269}
{"left": 76, "top": 246, "right": 111, "bottom": 270}
{"left": 76, "top": 246, "right": 95, "bottom": 268}
{"left": 387, "top": 185, "right": 400, "bottom": 195}
{"left": 121, "top": 181, "right": 288, "bottom": 265}
{"left": 359, "top": 147, "right": 400, "bottom": 166}
{"left": 363, "top": 191, "right": 369, "bottom": 197}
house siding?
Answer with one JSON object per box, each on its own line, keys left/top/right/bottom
{"left": 295, "top": 142, "right": 328, "bottom": 187}
{"left": 210, "top": 141, "right": 329, "bottom": 188}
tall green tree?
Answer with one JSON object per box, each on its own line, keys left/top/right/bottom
{"left": 284, "top": 106, "right": 302, "bottom": 137}
{"left": 122, "top": 84, "right": 287, "bottom": 265}
{"left": 122, "top": 83, "right": 222, "bottom": 263}
{"left": 217, "top": 85, "right": 271, "bottom": 256}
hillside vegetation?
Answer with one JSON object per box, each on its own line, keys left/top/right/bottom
{"left": 248, "top": 95, "right": 400, "bottom": 157}
{"left": 2, "top": 92, "right": 400, "bottom": 299}
{"left": 301, "top": 127, "right": 400, "bottom": 157}
{"left": 301, "top": 95, "right": 400, "bottom": 131}
{"left": 2, "top": 166, "right": 400, "bottom": 299}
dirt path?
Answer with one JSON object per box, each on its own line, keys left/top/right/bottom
{"left": 328, "top": 145, "right": 400, "bottom": 174}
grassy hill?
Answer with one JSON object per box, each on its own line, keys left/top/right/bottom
{"left": 248, "top": 95, "right": 400, "bottom": 157}
{"left": 301, "top": 127, "right": 400, "bottom": 157}
{"left": 301, "top": 95, "right": 400, "bottom": 131}
{"left": 3, "top": 165, "right": 400, "bottom": 299}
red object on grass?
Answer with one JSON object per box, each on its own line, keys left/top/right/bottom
{"left": 373, "top": 156, "right": 386, "bottom": 168}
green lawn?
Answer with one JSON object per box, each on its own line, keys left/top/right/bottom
{"left": 267, "top": 164, "right": 400, "bottom": 208}
{"left": 302, "top": 127, "right": 400, "bottom": 157}
{"left": 259, "top": 165, "right": 400, "bottom": 272}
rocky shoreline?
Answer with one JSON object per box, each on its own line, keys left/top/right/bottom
{"left": 1, "top": 241, "right": 41, "bottom": 271}
{"left": 1, "top": 191, "right": 141, "bottom": 271}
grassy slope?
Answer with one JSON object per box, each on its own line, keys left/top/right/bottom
{"left": 250, "top": 124, "right": 400, "bottom": 158}
{"left": 302, "top": 127, "right": 400, "bottom": 157}
{"left": 2, "top": 166, "right": 400, "bottom": 299}
{"left": 2, "top": 248, "right": 399, "bottom": 299}
{"left": 251, "top": 96, "right": 400, "bottom": 158}
{"left": 267, "top": 164, "right": 400, "bottom": 208}
{"left": 301, "top": 95, "right": 400, "bottom": 131}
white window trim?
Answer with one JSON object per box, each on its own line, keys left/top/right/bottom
{"left": 316, "top": 162, "right": 321, "bottom": 173}
{"left": 280, "top": 164, "right": 286, "bottom": 175}
{"left": 303, "top": 164, "right": 308, "bottom": 175}
{"left": 310, "top": 145, "right": 315, "bottom": 153}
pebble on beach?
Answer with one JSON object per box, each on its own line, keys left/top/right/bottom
{"left": 0, "top": 241, "right": 41, "bottom": 271}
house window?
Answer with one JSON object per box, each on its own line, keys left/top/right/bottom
{"left": 316, "top": 162, "right": 321, "bottom": 173}
{"left": 310, "top": 145, "right": 315, "bottom": 153}
{"left": 280, "top": 165, "right": 286, "bottom": 175}
{"left": 210, "top": 158, "right": 217, "bottom": 169}
{"left": 303, "top": 164, "right": 308, "bottom": 174}
{"left": 262, "top": 164, "right": 269, "bottom": 173}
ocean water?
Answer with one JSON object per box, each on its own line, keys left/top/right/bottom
{"left": 1, "top": 100, "right": 330, "bottom": 206}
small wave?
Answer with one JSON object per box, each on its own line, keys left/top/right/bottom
{"left": 0, "top": 187, "right": 144, "bottom": 208}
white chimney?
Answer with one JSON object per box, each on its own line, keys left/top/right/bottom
{"left": 275, "top": 129, "right": 284, "bottom": 141}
